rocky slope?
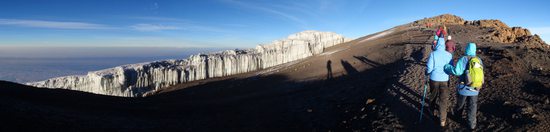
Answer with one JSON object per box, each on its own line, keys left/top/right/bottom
{"left": 414, "top": 14, "right": 547, "bottom": 48}
{"left": 26, "top": 31, "right": 349, "bottom": 97}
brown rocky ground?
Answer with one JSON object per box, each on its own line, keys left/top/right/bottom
{"left": 0, "top": 14, "right": 549, "bottom": 131}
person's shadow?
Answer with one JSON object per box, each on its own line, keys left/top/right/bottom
{"left": 326, "top": 60, "right": 333, "bottom": 80}
{"left": 340, "top": 60, "right": 358, "bottom": 75}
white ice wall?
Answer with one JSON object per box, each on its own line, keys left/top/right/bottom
{"left": 27, "top": 30, "right": 349, "bottom": 97}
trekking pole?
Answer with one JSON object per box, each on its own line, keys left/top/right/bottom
{"left": 419, "top": 75, "right": 429, "bottom": 123}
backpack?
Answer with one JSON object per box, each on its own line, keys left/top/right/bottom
{"left": 466, "top": 56, "right": 484, "bottom": 89}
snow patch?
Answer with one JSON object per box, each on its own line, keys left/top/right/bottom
{"left": 359, "top": 28, "right": 395, "bottom": 43}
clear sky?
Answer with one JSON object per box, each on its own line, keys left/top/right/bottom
{"left": 0, "top": 0, "right": 549, "bottom": 48}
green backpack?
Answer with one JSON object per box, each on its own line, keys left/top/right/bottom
{"left": 467, "top": 56, "right": 484, "bottom": 89}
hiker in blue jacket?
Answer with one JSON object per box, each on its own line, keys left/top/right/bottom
{"left": 444, "top": 43, "right": 483, "bottom": 129}
{"left": 426, "top": 36, "right": 453, "bottom": 127}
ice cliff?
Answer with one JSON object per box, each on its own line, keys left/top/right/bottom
{"left": 26, "top": 30, "right": 349, "bottom": 97}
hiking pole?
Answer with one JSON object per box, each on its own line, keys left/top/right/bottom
{"left": 419, "top": 75, "right": 429, "bottom": 123}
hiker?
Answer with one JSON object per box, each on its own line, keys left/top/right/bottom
{"left": 446, "top": 36, "right": 456, "bottom": 53}
{"left": 444, "top": 43, "right": 484, "bottom": 129}
{"left": 432, "top": 26, "right": 448, "bottom": 50}
{"left": 435, "top": 26, "right": 447, "bottom": 38}
{"left": 445, "top": 35, "right": 456, "bottom": 102}
{"left": 426, "top": 35, "right": 453, "bottom": 127}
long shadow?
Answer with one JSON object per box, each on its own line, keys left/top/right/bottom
{"left": 367, "top": 59, "right": 442, "bottom": 131}
{"left": 327, "top": 60, "right": 333, "bottom": 80}
{"left": 0, "top": 57, "right": 442, "bottom": 131}
{"left": 340, "top": 60, "right": 358, "bottom": 75}
{"left": 353, "top": 55, "right": 382, "bottom": 67}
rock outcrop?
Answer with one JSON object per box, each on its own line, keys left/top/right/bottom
{"left": 467, "top": 20, "right": 546, "bottom": 46}
{"left": 415, "top": 14, "right": 547, "bottom": 47}
{"left": 27, "top": 31, "right": 349, "bottom": 97}
{"left": 413, "top": 14, "right": 466, "bottom": 26}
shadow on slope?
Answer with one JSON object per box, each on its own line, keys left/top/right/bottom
{"left": 0, "top": 50, "right": 428, "bottom": 131}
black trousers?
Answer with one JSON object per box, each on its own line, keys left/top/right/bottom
{"left": 456, "top": 94, "right": 478, "bottom": 129}
{"left": 429, "top": 80, "right": 450, "bottom": 123}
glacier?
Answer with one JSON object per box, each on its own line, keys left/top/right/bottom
{"left": 26, "top": 30, "right": 349, "bottom": 97}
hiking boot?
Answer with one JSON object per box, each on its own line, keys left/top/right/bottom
{"left": 470, "top": 121, "right": 477, "bottom": 130}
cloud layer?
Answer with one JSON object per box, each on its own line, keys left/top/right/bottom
{"left": 130, "top": 24, "right": 180, "bottom": 31}
{"left": 0, "top": 19, "right": 111, "bottom": 29}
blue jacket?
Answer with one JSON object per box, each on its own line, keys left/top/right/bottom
{"left": 444, "top": 43, "right": 483, "bottom": 96}
{"left": 426, "top": 37, "right": 453, "bottom": 82}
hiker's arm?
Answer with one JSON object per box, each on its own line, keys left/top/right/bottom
{"left": 426, "top": 54, "right": 434, "bottom": 74}
{"left": 453, "top": 57, "right": 468, "bottom": 76}
{"left": 445, "top": 57, "right": 467, "bottom": 76}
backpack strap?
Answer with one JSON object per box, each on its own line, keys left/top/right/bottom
{"left": 466, "top": 56, "right": 471, "bottom": 69}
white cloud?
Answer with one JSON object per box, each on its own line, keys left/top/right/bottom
{"left": 222, "top": 0, "right": 307, "bottom": 27}
{"left": 130, "top": 24, "right": 180, "bottom": 31}
{"left": 130, "top": 16, "right": 191, "bottom": 23}
{"left": 129, "top": 18, "right": 231, "bottom": 32}
{"left": 0, "top": 19, "right": 111, "bottom": 29}
{"left": 0, "top": 18, "right": 230, "bottom": 33}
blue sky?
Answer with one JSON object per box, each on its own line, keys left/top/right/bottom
{"left": 0, "top": 0, "right": 549, "bottom": 48}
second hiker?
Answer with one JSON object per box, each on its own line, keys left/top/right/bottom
{"left": 444, "top": 43, "right": 484, "bottom": 130}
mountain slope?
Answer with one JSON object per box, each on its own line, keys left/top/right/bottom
{"left": 1, "top": 14, "right": 549, "bottom": 131}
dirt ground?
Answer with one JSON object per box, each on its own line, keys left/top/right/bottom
{"left": 1, "top": 19, "right": 549, "bottom": 131}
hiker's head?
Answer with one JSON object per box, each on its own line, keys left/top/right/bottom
{"left": 447, "top": 35, "right": 452, "bottom": 40}
{"left": 465, "top": 43, "right": 477, "bottom": 56}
